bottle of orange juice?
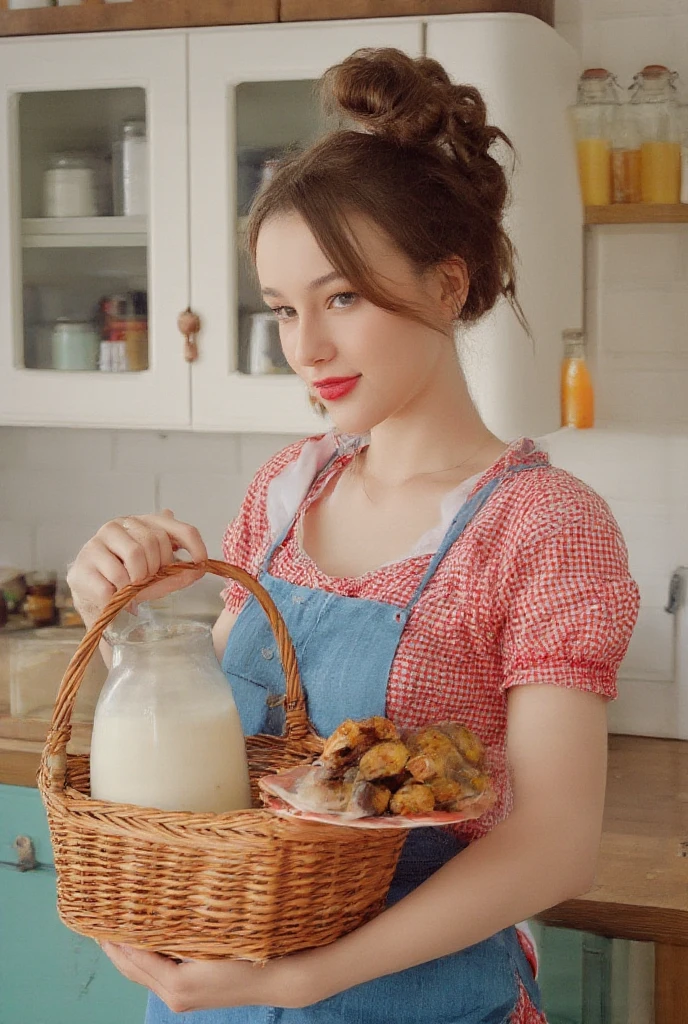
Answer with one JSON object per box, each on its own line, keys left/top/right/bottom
{"left": 561, "top": 329, "right": 594, "bottom": 429}
{"left": 630, "top": 65, "right": 681, "bottom": 204}
{"left": 570, "top": 69, "right": 619, "bottom": 206}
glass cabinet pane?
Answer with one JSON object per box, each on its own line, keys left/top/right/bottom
{"left": 235, "top": 80, "right": 336, "bottom": 376}
{"left": 17, "top": 87, "right": 149, "bottom": 374}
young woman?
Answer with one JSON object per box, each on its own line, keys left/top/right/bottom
{"left": 67, "top": 48, "right": 640, "bottom": 1024}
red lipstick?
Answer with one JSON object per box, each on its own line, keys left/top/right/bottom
{"left": 313, "top": 376, "right": 361, "bottom": 401}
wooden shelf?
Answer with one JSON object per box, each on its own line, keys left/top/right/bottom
{"left": 585, "top": 204, "right": 688, "bottom": 226}
{"left": 22, "top": 215, "right": 146, "bottom": 248}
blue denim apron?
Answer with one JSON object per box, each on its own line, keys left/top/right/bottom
{"left": 146, "top": 453, "right": 546, "bottom": 1024}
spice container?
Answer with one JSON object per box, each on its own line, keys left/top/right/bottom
{"left": 43, "top": 153, "right": 98, "bottom": 219}
{"left": 561, "top": 329, "right": 594, "bottom": 429}
{"left": 52, "top": 318, "right": 100, "bottom": 371}
{"left": 571, "top": 69, "right": 619, "bottom": 206}
{"left": 630, "top": 65, "right": 681, "bottom": 204}
{"left": 23, "top": 572, "right": 57, "bottom": 627}
{"left": 113, "top": 118, "right": 147, "bottom": 217}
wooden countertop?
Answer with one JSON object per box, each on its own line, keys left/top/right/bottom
{"left": 538, "top": 734, "right": 688, "bottom": 946}
{"left": 2, "top": 728, "right": 687, "bottom": 942}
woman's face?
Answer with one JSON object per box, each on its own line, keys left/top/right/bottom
{"left": 255, "top": 212, "right": 462, "bottom": 436}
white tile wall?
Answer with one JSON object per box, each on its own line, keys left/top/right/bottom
{"left": 0, "top": 427, "right": 303, "bottom": 614}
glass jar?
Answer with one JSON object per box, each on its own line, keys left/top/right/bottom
{"left": 630, "top": 65, "right": 681, "bottom": 204}
{"left": 113, "top": 118, "right": 147, "bottom": 217}
{"left": 571, "top": 69, "right": 620, "bottom": 206}
{"left": 90, "top": 619, "right": 252, "bottom": 813}
{"left": 23, "top": 571, "right": 57, "bottom": 627}
{"left": 43, "top": 152, "right": 98, "bottom": 219}
{"left": 611, "top": 105, "right": 642, "bottom": 204}
{"left": 561, "top": 329, "right": 594, "bottom": 429}
{"left": 51, "top": 318, "right": 100, "bottom": 371}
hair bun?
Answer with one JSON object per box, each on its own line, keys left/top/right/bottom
{"left": 322, "top": 48, "right": 499, "bottom": 161}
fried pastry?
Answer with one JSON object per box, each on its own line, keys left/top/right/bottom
{"left": 358, "top": 741, "right": 410, "bottom": 781}
{"left": 347, "top": 780, "right": 392, "bottom": 816}
{"left": 390, "top": 782, "right": 435, "bottom": 816}
{"left": 318, "top": 716, "right": 399, "bottom": 777}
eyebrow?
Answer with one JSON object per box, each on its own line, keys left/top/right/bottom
{"left": 261, "top": 270, "right": 345, "bottom": 298}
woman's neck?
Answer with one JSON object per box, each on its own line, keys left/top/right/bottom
{"left": 360, "top": 358, "right": 506, "bottom": 487}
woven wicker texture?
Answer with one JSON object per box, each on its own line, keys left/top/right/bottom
{"left": 37, "top": 559, "right": 406, "bottom": 961}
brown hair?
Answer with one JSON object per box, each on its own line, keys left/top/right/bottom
{"left": 246, "top": 47, "right": 526, "bottom": 334}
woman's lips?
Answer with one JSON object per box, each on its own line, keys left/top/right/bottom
{"left": 313, "top": 376, "right": 361, "bottom": 400}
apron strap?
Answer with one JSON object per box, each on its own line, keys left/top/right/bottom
{"left": 403, "top": 458, "right": 549, "bottom": 617}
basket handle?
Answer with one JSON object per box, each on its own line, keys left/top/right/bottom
{"left": 43, "top": 559, "right": 314, "bottom": 792}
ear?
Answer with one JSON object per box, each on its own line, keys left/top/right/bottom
{"left": 438, "top": 257, "right": 470, "bottom": 320}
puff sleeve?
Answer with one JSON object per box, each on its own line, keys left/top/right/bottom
{"left": 499, "top": 476, "right": 640, "bottom": 699}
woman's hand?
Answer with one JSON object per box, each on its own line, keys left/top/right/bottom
{"left": 100, "top": 943, "right": 313, "bottom": 1013}
{"left": 66, "top": 510, "right": 208, "bottom": 629}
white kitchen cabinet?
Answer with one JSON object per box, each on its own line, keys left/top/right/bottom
{"left": 426, "top": 14, "right": 582, "bottom": 439}
{"left": 0, "top": 20, "right": 421, "bottom": 433}
{"left": 0, "top": 32, "right": 191, "bottom": 428}
{"left": 187, "top": 20, "right": 423, "bottom": 433}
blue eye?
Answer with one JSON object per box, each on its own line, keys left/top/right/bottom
{"left": 331, "top": 292, "right": 357, "bottom": 309}
{"left": 270, "top": 306, "right": 296, "bottom": 321}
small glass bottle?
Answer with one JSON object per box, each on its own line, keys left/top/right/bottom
{"left": 90, "top": 618, "right": 252, "bottom": 813}
{"left": 630, "top": 65, "right": 681, "bottom": 204}
{"left": 561, "top": 329, "right": 594, "bottom": 430}
{"left": 611, "top": 105, "right": 642, "bottom": 203}
{"left": 570, "top": 69, "right": 620, "bottom": 206}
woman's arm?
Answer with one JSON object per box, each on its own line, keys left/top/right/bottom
{"left": 294, "top": 682, "right": 607, "bottom": 1002}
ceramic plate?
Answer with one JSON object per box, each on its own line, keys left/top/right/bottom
{"left": 258, "top": 764, "right": 495, "bottom": 830}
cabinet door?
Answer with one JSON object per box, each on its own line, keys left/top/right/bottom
{"left": 426, "top": 15, "right": 582, "bottom": 439}
{"left": 188, "top": 20, "right": 423, "bottom": 433}
{"left": 0, "top": 33, "right": 191, "bottom": 429}
{"left": 0, "top": 784, "right": 148, "bottom": 1024}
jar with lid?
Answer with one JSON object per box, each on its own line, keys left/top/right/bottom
{"left": 561, "top": 329, "right": 594, "bottom": 429}
{"left": 52, "top": 318, "right": 100, "bottom": 371}
{"left": 43, "top": 153, "right": 99, "bottom": 219}
{"left": 90, "top": 617, "right": 252, "bottom": 812}
{"left": 113, "top": 118, "right": 148, "bottom": 217}
{"left": 630, "top": 65, "right": 681, "bottom": 204}
{"left": 570, "top": 69, "right": 620, "bottom": 206}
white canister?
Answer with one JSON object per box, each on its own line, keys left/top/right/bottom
{"left": 43, "top": 153, "right": 98, "bottom": 218}
{"left": 247, "top": 312, "right": 282, "bottom": 374}
{"left": 52, "top": 319, "right": 100, "bottom": 371}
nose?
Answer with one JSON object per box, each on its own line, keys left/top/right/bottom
{"left": 291, "top": 313, "right": 335, "bottom": 368}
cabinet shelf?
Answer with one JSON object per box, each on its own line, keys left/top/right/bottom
{"left": 585, "top": 204, "right": 688, "bottom": 226}
{"left": 22, "top": 216, "right": 147, "bottom": 249}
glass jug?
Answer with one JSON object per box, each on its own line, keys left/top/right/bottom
{"left": 90, "top": 616, "right": 252, "bottom": 813}
{"left": 570, "top": 68, "right": 620, "bottom": 206}
{"left": 630, "top": 64, "right": 681, "bottom": 204}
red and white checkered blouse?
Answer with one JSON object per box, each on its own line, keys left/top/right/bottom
{"left": 222, "top": 434, "right": 639, "bottom": 1024}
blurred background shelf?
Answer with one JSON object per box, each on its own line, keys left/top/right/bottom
{"left": 585, "top": 204, "right": 688, "bottom": 225}
{"left": 22, "top": 216, "right": 147, "bottom": 249}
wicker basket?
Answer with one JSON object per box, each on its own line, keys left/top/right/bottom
{"left": 37, "top": 559, "right": 407, "bottom": 961}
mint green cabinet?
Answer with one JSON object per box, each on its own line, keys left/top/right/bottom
{"left": 0, "top": 784, "right": 147, "bottom": 1024}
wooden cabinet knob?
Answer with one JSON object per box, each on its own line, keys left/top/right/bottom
{"left": 178, "top": 308, "right": 201, "bottom": 363}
